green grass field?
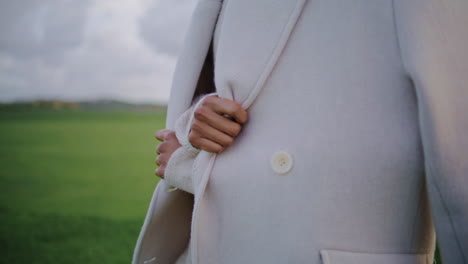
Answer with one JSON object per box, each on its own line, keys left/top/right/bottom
{"left": 0, "top": 107, "right": 442, "bottom": 264}
{"left": 0, "top": 108, "right": 164, "bottom": 264}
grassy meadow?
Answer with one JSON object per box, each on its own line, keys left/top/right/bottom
{"left": 0, "top": 105, "right": 164, "bottom": 264}
{"left": 0, "top": 103, "right": 442, "bottom": 264}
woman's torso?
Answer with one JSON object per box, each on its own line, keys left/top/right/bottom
{"left": 195, "top": 0, "right": 435, "bottom": 263}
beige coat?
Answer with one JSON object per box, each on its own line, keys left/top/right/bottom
{"left": 133, "top": 0, "right": 468, "bottom": 263}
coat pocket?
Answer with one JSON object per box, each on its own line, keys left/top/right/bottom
{"left": 320, "top": 249, "right": 430, "bottom": 264}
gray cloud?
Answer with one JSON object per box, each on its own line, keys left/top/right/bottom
{"left": 0, "top": 0, "right": 90, "bottom": 61}
{"left": 139, "top": 0, "right": 196, "bottom": 56}
{"left": 0, "top": 0, "right": 198, "bottom": 103}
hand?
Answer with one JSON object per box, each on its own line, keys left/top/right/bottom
{"left": 154, "top": 129, "right": 182, "bottom": 179}
{"left": 189, "top": 95, "right": 248, "bottom": 153}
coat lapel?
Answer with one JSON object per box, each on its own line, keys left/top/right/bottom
{"left": 166, "top": 0, "right": 223, "bottom": 129}
{"left": 214, "top": 0, "right": 307, "bottom": 108}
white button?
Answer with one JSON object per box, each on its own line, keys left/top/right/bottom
{"left": 271, "top": 151, "right": 293, "bottom": 174}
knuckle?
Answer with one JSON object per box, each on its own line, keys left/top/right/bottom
{"left": 205, "top": 146, "right": 214, "bottom": 153}
{"left": 192, "top": 142, "right": 201, "bottom": 150}
{"left": 207, "top": 144, "right": 222, "bottom": 153}
{"left": 188, "top": 132, "right": 194, "bottom": 141}
{"left": 157, "top": 156, "right": 163, "bottom": 165}
{"left": 194, "top": 106, "right": 208, "bottom": 120}
{"left": 204, "top": 94, "right": 218, "bottom": 106}
{"left": 226, "top": 137, "right": 233, "bottom": 146}
{"left": 160, "top": 155, "right": 169, "bottom": 166}
{"left": 188, "top": 134, "right": 199, "bottom": 147}
{"left": 230, "top": 101, "right": 241, "bottom": 110}
{"left": 191, "top": 120, "right": 202, "bottom": 131}
{"left": 234, "top": 111, "right": 245, "bottom": 123}
{"left": 202, "top": 96, "right": 213, "bottom": 106}
{"left": 155, "top": 168, "right": 165, "bottom": 178}
{"left": 214, "top": 145, "right": 224, "bottom": 153}
{"left": 230, "top": 123, "right": 241, "bottom": 136}
{"left": 225, "top": 104, "right": 236, "bottom": 115}
{"left": 158, "top": 142, "right": 167, "bottom": 153}
{"left": 156, "top": 129, "right": 169, "bottom": 139}
{"left": 220, "top": 136, "right": 233, "bottom": 147}
{"left": 239, "top": 111, "right": 248, "bottom": 123}
{"left": 166, "top": 131, "right": 176, "bottom": 140}
{"left": 232, "top": 101, "right": 242, "bottom": 111}
{"left": 188, "top": 132, "right": 196, "bottom": 143}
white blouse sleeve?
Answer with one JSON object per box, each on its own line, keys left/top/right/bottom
{"left": 164, "top": 92, "right": 217, "bottom": 194}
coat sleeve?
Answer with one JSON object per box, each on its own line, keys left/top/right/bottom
{"left": 393, "top": 0, "right": 468, "bottom": 262}
{"left": 164, "top": 92, "right": 217, "bottom": 194}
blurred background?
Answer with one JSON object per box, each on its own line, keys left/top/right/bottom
{"left": 0, "top": 0, "right": 196, "bottom": 263}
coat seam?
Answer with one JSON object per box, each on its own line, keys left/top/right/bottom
{"left": 391, "top": 0, "right": 410, "bottom": 79}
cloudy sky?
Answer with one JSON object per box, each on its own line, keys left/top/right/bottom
{"left": 0, "top": 0, "right": 197, "bottom": 103}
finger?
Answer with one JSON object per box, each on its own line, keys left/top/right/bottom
{"left": 155, "top": 167, "right": 165, "bottom": 179}
{"left": 155, "top": 154, "right": 163, "bottom": 166}
{"left": 157, "top": 153, "right": 170, "bottom": 167}
{"left": 155, "top": 129, "right": 171, "bottom": 141}
{"left": 155, "top": 143, "right": 161, "bottom": 154}
{"left": 194, "top": 107, "right": 242, "bottom": 137}
{"left": 189, "top": 131, "right": 224, "bottom": 153}
{"left": 204, "top": 97, "right": 248, "bottom": 124}
{"left": 164, "top": 130, "right": 178, "bottom": 140}
{"left": 191, "top": 120, "right": 234, "bottom": 147}
{"left": 156, "top": 142, "right": 166, "bottom": 154}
